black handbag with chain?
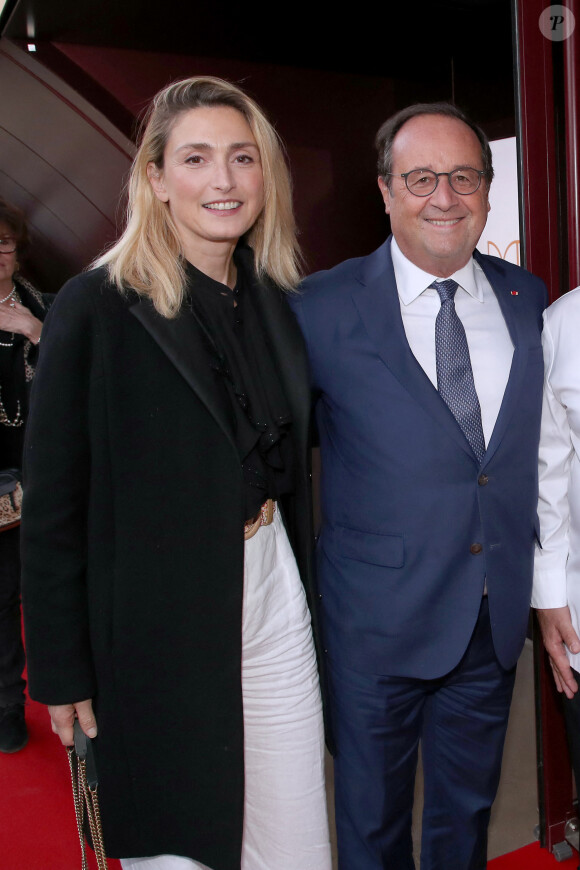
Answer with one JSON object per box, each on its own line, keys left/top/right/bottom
{"left": 67, "top": 720, "right": 108, "bottom": 870}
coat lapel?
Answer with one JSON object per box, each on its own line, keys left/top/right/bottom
{"left": 352, "top": 237, "right": 477, "bottom": 460}
{"left": 130, "top": 297, "right": 238, "bottom": 456}
{"left": 130, "top": 252, "right": 311, "bottom": 462}
{"left": 243, "top": 265, "right": 312, "bottom": 459}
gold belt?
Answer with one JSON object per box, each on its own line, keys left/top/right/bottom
{"left": 244, "top": 498, "right": 276, "bottom": 541}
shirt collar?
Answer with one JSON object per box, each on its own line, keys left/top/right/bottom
{"left": 391, "top": 237, "right": 484, "bottom": 305}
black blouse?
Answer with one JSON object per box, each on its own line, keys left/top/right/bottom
{"left": 184, "top": 253, "right": 295, "bottom": 521}
{"left": 0, "top": 278, "right": 52, "bottom": 468}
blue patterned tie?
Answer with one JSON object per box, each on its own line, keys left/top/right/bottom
{"left": 432, "top": 279, "right": 486, "bottom": 463}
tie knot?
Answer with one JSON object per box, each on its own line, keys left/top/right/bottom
{"left": 431, "top": 278, "right": 459, "bottom": 304}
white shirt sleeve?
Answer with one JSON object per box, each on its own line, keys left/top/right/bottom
{"left": 532, "top": 305, "right": 575, "bottom": 609}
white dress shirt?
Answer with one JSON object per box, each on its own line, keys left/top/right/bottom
{"left": 533, "top": 287, "right": 580, "bottom": 671}
{"left": 391, "top": 238, "right": 514, "bottom": 446}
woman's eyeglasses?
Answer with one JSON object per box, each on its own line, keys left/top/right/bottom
{"left": 0, "top": 238, "right": 17, "bottom": 254}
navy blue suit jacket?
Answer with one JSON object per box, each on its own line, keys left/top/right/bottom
{"left": 291, "top": 237, "right": 548, "bottom": 679}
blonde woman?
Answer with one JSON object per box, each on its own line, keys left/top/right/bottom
{"left": 22, "top": 77, "right": 331, "bottom": 870}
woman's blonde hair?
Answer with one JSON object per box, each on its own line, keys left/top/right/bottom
{"left": 95, "top": 76, "right": 301, "bottom": 317}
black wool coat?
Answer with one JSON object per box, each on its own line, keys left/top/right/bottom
{"left": 21, "top": 254, "right": 318, "bottom": 870}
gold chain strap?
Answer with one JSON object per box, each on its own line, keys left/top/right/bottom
{"left": 67, "top": 746, "right": 108, "bottom": 869}
{"left": 67, "top": 746, "right": 90, "bottom": 870}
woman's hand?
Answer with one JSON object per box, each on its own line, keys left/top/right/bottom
{"left": 0, "top": 300, "right": 42, "bottom": 344}
{"left": 48, "top": 698, "right": 98, "bottom": 746}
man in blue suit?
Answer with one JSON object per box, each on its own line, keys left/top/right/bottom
{"left": 290, "top": 103, "right": 547, "bottom": 869}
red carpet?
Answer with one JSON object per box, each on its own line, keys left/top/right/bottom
{"left": 0, "top": 692, "right": 121, "bottom": 869}
{"left": 488, "top": 840, "right": 577, "bottom": 868}
{"left": 1, "top": 695, "right": 578, "bottom": 869}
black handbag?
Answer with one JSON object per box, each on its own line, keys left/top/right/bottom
{"left": 67, "top": 720, "right": 108, "bottom": 870}
{"left": 0, "top": 468, "right": 22, "bottom": 532}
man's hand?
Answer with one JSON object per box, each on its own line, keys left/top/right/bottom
{"left": 536, "top": 606, "right": 580, "bottom": 699}
{"left": 48, "top": 698, "right": 97, "bottom": 746}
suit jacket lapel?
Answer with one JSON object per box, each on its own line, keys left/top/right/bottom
{"left": 130, "top": 296, "right": 238, "bottom": 456}
{"left": 473, "top": 250, "right": 524, "bottom": 465}
{"left": 352, "top": 237, "right": 477, "bottom": 460}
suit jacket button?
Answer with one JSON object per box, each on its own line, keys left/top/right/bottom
{"left": 470, "top": 542, "right": 483, "bottom": 554}
{"left": 478, "top": 474, "right": 489, "bottom": 486}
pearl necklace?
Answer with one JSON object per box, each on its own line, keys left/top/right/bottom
{"left": 0, "top": 285, "right": 16, "bottom": 304}
{"left": 0, "top": 285, "right": 17, "bottom": 347}
{"left": 0, "top": 283, "right": 23, "bottom": 424}
{"left": 0, "top": 386, "right": 22, "bottom": 427}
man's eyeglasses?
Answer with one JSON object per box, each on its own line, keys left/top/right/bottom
{"left": 384, "top": 167, "right": 486, "bottom": 197}
{"left": 0, "top": 238, "right": 17, "bottom": 254}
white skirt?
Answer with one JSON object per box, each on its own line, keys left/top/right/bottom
{"left": 121, "top": 510, "right": 331, "bottom": 870}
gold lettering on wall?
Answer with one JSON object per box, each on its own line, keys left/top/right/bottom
{"left": 487, "top": 240, "right": 520, "bottom": 265}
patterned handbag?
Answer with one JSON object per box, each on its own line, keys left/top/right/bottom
{"left": 0, "top": 469, "right": 22, "bottom": 532}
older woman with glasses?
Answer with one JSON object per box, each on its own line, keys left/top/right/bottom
{"left": 21, "top": 77, "right": 331, "bottom": 870}
{"left": 0, "top": 198, "right": 52, "bottom": 754}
